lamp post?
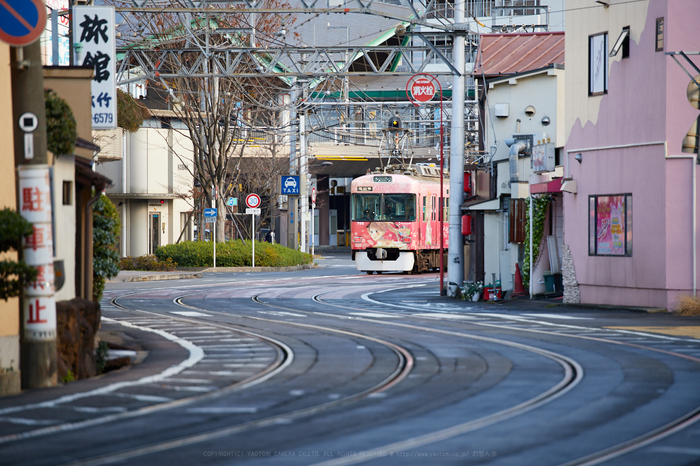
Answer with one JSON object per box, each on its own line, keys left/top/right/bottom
{"left": 406, "top": 73, "right": 446, "bottom": 295}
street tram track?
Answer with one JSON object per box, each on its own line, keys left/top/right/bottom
{"left": 307, "top": 290, "right": 700, "bottom": 465}
{"left": 0, "top": 293, "right": 292, "bottom": 446}
{"left": 58, "top": 288, "right": 418, "bottom": 465}
{"left": 17, "top": 277, "right": 699, "bottom": 465}
{"left": 170, "top": 289, "right": 584, "bottom": 459}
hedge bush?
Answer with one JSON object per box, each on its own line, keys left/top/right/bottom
{"left": 155, "top": 240, "right": 312, "bottom": 268}
{"left": 119, "top": 255, "right": 177, "bottom": 271}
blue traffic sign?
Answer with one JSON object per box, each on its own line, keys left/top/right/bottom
{"left": 204, "top": 208, "right": 217, "bottom": 217}
{"left": 281, "top": 175, "right": 300, "bottom": 195}
{"left": 0, "top": 0, "right": 47, "bottom": 47}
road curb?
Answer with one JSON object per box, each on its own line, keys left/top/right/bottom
{"left": 122, "top": 272, "right": 203, "bottom": 282}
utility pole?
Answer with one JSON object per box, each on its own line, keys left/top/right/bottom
{"left": 447, "top": 0, "right": 466, "bottom": 297}
{"left": 12, "top": 40, "right": 58, "bottom": 388}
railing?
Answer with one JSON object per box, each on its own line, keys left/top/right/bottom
{"left": 426, "top": 0, "right": 545, "bottom": 21}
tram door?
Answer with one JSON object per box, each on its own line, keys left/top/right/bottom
{"left": 149, "top": 212, "right": 160, "bottom": 254}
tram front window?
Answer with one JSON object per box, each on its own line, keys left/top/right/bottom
{"left": 352, "top": 194, "right": 416, "bottom": 222}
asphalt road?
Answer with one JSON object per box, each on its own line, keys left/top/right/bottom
{"left": 2, "top": 250, "right": 700, "bottom": 465}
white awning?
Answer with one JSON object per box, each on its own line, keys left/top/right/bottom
{"left": 465, "top": 198, "right": 500, "bottom": 211}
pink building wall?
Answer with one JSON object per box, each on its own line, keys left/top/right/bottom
{"left": 564, "top": 1, "right": 700, "bottom": 310}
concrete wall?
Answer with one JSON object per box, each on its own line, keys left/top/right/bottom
{"left": 51, "top": 155, "right": 76, "bottom": 301}
{"left": 0, "top": 44, "right": 20, "bottom": 378}
{"left": 480, "top": 67, "right": 565, "bottom": 292}
{"left": 43, "top": 68, "right": 95, "bottom": 301}
{"left": 564, "top": 0, "right": 700, "bottom": 310}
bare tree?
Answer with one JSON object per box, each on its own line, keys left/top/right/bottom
{"left": 112, "top": 0, "right": 300, "bottom": 242}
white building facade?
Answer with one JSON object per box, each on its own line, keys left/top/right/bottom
{"left": 97, "top": 118, "right": 194, "bottom": 258}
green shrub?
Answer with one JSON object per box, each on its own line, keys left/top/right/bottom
{"left": 119, "top": 255, "right": 177, "bottom": 271}
{"left": 0, "top": 208, "right": 38, "bottom": 301}
{"left": 155, "top": 240, "right": 312, "bottom": 268}
{"left": 45, "top": 89, "right": 77, "bottom": 156}
{"left": 93, "top": 195, "right": 120, "bottom": 302}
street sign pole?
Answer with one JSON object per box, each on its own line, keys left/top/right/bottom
{"left": 245, "top": 194, "right": 262, "bottom": 267}
{"left": 252, "top": 211, "right": 255, "bottom": 267}
{"left": 407, "top": 73, "right": 445, "bottom": 296}
{"left": 10, "top": 31, "right": 57, "bottom": 388}
{"left": 212, "top": 185, "right": 216, "bottom": 269}
{"left": 311, "top": 188, "right": 316, "bottom": 257}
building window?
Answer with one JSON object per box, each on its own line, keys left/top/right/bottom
{"left": 589, "top": 33, "right": 608, "bottom": 95}
{"left": 62, "top": 181, "right": 72, "bottom": 205}
{"left": 588, "top": 194, "right": 632, "bottom": 256}
{"left": 656, "top": 18, "right": 664, "bottom": 52}
{"left": 621, "top": 26, "right": 630, "bottom": 58}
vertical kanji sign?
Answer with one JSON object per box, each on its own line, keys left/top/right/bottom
{"left": 18, "top": 166, "right": 56, "bottom": 341}
{"left": 73, "top": 6, "right": 116, "bottom": 129}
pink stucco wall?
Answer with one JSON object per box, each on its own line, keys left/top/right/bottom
{"left": 564, "top": 1, "right": 700, "bottom": 310}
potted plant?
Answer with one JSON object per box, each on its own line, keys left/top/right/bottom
{"left": 461, "top": 281, "right": 484, "bottom": 301}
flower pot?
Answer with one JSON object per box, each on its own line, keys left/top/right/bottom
{"left": 472, "top": 292, "right": 480, "bottom": 302}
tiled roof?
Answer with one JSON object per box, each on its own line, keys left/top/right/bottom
{"left": 473, "top": 32, "right": 565, "bottom": 78}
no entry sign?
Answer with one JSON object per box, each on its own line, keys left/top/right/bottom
{"left": 0, "top": 0, "right": 47, "bottom": 46}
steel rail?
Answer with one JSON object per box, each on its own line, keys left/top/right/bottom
{"left": 0, "top": 294, "right": 291, "bottom": 446}
{"left": 65, "top": 291, "right": 413, "bottom": 465}
{"left": 195, "top": 288, "right": 582, "bottom": 459}
{"left": 313, "top": 289, "right": 700, "bottom": 464}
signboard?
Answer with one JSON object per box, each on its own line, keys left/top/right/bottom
{"left": 246, "top": 208, "right": 261, "bottom": 215}
{"left": 0, "top": 0, "right": 47, "bottom": 46}
{"left": 410, "top": 78, "right": 436, "bottom": 103}
{"left": 532, "top": 143, "right": 555, "bottom": 173}
{"left": 204, "top": 208, "right": 217, "bottom": 217}
{"left": 44, "top": 0, "right": 71, "bottom": 65}
{"left": 18, "top": 165, "right": 56, "bottom": 341}
{"left": 73, "top": 6, "right": 117, "bottom": 129}
{"left": 245, "top": 193, "right": 261, "bottom": 209}
{"left": 226, "top": 197, "right": 236, "bottom": 207}
{"left": 205, "top": 216, "right": 217, "bottom": 223}
{"left": 312, "top": 187, "right": 316, "bottom": 206}
{"left": 281, "top": 175, "right": 300, "bottom": 195}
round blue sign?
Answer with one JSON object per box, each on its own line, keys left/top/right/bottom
{"left": 0, "top": 0, "right": 47, "bottom": 47}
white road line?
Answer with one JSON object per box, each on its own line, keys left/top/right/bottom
{"left": 72, "top": 407, "right": 128, "bottom": 413}
{"left": 520, "top": 313, "right": 593, "bottom": 320}
{"left": 349, "top": 312, "right": 403, "bottom": 318}
{"left": 412, "top": 313, "right": 477, "bottom": 320}
{"left": 170, "top": 311, "right": 212, "bottom": 317}
{"left": 0, "top": 318, "right": 203, "bottom": 417}
{"left": 0, "top": 417, "right": 58, "bottom": 426}
{"left": 187, "top": 407, "right": 258, "bottom": 414}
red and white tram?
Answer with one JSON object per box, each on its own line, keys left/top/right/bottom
{"left": 350, "top": 164, "right": 449, "bottom": 274}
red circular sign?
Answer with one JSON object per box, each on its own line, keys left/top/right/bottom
{"left": 0, "top": 0, "right": 47, "bottom": 47}
{"left": 410, "top": 78, "right": 436, "bottom": 103}
{"left": 245, "top": 193, "right": 261, "bottom": 208}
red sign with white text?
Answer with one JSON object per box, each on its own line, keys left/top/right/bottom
{"left": 410, "top": 79, "right": 436, "bottom": 103}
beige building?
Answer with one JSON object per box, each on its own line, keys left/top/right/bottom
{"left": 0, "top": 44, "right": 20, "bottom": 395}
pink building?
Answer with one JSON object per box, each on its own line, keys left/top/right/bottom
{"left": 563, "top": 0, "right": 700, "bottom": 310}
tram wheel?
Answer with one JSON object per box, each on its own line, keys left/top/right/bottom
{"left": 366, "top": 271, "right": 374, "bottom": 275}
